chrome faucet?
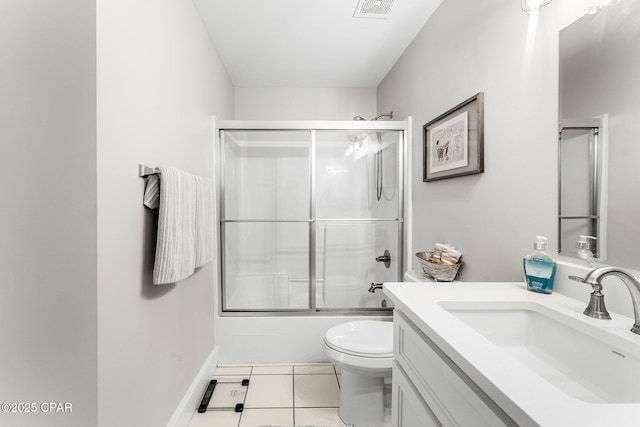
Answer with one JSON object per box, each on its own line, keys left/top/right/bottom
{"left": 368, "top": 282, "right": 383, "bottom": 293}
{"left": 570, "top": 266, "right": 640, "bottom": 335}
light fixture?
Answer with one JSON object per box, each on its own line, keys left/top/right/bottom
{"left": 521, "top": 0, "right": 552, "bottom": 14}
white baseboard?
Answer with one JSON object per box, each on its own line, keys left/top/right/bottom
{"left": 167, "top": 346, "right": 219, "bottom": 427}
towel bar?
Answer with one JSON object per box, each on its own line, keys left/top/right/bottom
{"left": 138, "top": 164, "right": 158, "bottom": 177}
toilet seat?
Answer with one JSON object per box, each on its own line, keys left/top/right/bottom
{"left": 324, "top": 340, "right": 393, "bottom": 358}
{"left": 324, "top": 320, "right": 393, "bottom": 358}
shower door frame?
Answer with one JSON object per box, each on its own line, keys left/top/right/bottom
{"left": 216, "top": 120, "right": 409, "bottom": 317}
{"left": 558, "top": 117, "right": 607, "bottom": 259}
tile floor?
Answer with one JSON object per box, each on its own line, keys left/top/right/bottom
{"left": 188, "top": 364, "right": 344, "bottom": 427}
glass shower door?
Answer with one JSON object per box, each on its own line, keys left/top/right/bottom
{"left": 314, "top": 130, "right": 402, "bottom": 310}
{"left": 221, "top": 131, "right": 311, "bottom": 310}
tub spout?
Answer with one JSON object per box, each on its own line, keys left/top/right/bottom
{"left": 369, "top": 283, "right": 383, "bottom": 293}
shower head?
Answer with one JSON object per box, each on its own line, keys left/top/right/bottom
{"left": 347, "top": 131, "right": 369, "bottom": 143}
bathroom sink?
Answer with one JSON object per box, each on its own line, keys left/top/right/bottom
{"left": 441, "top": 301, "right": 640, "bottom": 404}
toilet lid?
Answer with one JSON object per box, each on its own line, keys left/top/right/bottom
{"left": 324, "top": 321, "right": 393, "bottom": 358}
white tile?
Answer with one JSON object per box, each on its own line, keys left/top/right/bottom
{"left": 294, "top": 374, "right": 339, "bottom": 408}
{"left": 294, "top": 365, "right": 335, "bottom": 375}
{"left": 244, "top": 374, "right": 294, "bottom": 408}
{"left": 215, "top": 366, "right": 252, "bottom": 376}
{"left": 188, "top": 411, "right": 241, "bottom": 427}
{"left": 251, "top": 365, "right": 293, "bottom": 375}
{"left": 295, "top": 407, "right": 341, "bottom": 426}
{"left": 239, "top": 408, "right": 293, "bottom": 427}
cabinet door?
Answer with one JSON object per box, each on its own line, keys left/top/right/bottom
{"left": 394, "top": 312, "right": 516, "bottom": 427}
{"left": 392, "top": 363, "right": 442, "bottom": 427}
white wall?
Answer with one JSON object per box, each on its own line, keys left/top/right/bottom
{"left": 96, "top": 0, "right": 233, "bottom": 426}
{"left": 0, "top": 1, "right": 97, "bottom": 426}
{"left": 235, "top": 87, "right": 377, "bottom": 120}
{"left": 377, "top": 0, "right": 559, "bottom": 281}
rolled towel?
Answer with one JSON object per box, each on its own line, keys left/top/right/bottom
{"left": 441, "top": 250, "right": 462, "bottom": 264}
{"left": 434, "top": 243, "right": 462, "bottom": 265}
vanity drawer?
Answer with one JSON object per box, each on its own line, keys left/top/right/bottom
{"left": 394, "top": 311, "right": 516, "bottom": 427}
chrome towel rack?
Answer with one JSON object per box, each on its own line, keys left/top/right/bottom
{"left": 138, "top": 164, "right": 158, "bottom": 177}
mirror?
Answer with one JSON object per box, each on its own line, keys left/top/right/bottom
{"left": 559, "top": 0, "right": 640, "bottom": 269}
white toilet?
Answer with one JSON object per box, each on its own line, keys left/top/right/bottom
{"left": 323, "top": 320, "right": 393, "bottom": 427}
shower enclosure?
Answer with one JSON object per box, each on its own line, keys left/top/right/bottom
{"left": 216, "top": 120, "right": 407, "bottom": 315}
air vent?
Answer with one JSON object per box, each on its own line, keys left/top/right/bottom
{"left": 353, "top": 0, "right": 395, "bottom": 19}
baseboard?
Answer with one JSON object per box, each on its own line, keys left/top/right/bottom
{"left": 167, "top": 346, "right": 219, "bottom": 427}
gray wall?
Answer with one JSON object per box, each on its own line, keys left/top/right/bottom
{"left": 234, "top": 87, "right": 377, "bottom": 120}
{"left": 0, "top": 1, "right": 98, "bottom": 426}
{"left": 95, "top": 0, "right": 234, "bottom": 426}
{"left": 378, "top": 0, "right": 559, "bottom": 281}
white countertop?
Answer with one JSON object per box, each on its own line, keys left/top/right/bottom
{"left": 383, "top": 281, "right": 640, "bottom": 427}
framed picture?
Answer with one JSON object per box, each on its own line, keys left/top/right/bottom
{"left": 423, "top": 92, "right": 484, "bottom": 182}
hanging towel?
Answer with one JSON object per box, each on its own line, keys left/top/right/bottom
{"left": 143, "top": 174, "right": 161, "bottom": 209}
{"left": 194, "top": 175, "right": 214, "bottom": 268}
{"left": 144, "top": 166, "right": 196, "bottom": 284}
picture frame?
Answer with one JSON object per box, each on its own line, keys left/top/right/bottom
{"left": 423, "top": 92, "right": 484, "bottom": 182}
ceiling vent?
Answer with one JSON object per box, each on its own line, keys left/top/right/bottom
{"left": 353, "top": 0, "right": 395, "bottom": 19}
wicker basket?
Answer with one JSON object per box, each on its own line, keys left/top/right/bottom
{"left": 415, "top": 251, "right": 463, "bottom": 282}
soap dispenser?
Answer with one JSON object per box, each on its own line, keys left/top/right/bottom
{"left": 523, "top": 236, "right": 557, "bottom": 294}
{"left": 575, "top": 235, "right": 597, "bottom": 263}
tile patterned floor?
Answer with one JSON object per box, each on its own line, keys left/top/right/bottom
{"left": 188, "top": 364, "right": 344, "bottom": 427}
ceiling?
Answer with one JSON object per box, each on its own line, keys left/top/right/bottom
{"left": 193, "top": 0, "right": 443, "bottom": 88}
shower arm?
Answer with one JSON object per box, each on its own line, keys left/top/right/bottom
{"left": 372, "top": 111, "right": 393, "bottom": 121}
{"left": 352, "top": 111, "right": 394, "bottom": 121}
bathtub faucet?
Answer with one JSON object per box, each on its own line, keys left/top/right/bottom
{"left": 368, "top": 282, "right": 383, "bottom": 293}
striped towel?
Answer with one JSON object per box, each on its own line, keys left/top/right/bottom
{"left": 143, "top": 174, "right": 161, "bottom": 209}
{"left": 144, "top": 166, "right": 197, "bottom": 284}
{"left": 194, "top": 175, "right": 214, "bottom": 268}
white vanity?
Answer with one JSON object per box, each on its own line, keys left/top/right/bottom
{"left": 383, "top": 281, "right": 640, "bottom": 427}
